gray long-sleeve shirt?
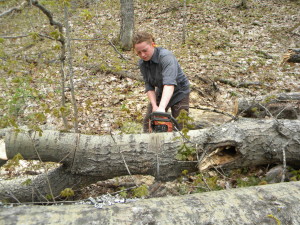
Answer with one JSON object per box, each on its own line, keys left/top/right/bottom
{"left": 139, "top": 47, "right": 190, "bottom": 108}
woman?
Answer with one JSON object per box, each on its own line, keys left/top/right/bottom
{"left": 133, "top": 32, "right": 190, "bottom": 132}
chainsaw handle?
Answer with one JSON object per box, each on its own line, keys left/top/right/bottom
{"left": 150, "top": 111, "right": 172, "bottom": 119}
{"left": 149, "top": 112, "right": 180, "bottom": 130}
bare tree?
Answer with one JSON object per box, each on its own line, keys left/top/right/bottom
{"left": 119, "top": 0, "right": 134, "bottom": 51}
{"left": 64, "top": 3, "right": 79, "bottom": 133}
{"left": 29, "top": 0, "right": 79, "bottom": 132}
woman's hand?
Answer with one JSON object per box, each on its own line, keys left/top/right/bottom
{"left": 155, "top": 107, "right": 165, "bottom": 112}
{"left": 152, "top": 105, "right": 159, "bottom": 112}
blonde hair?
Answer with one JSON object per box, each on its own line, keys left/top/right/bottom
{"left": 132, "top": 32, "right": 155, "bottom": 46}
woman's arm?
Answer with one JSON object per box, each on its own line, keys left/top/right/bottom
{"left": 157, "top": 85, "right": 174, "bottom": 112}
{"left": 147, "top": 90, "right": 158, "bottom": 112}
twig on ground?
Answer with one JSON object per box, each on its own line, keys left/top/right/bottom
{"left": 200, "top": 173, "right": 212, "bottom": 191}
{"left": 71, "top": 37, "right": 129, "bottom": 61}
{"left": 0, "top": 1, "right": 27, "bottom": 18}
{"left": 281, "top": 147, "right": 286, "bottom": 183}
{"left": 191, "top": 106, "right": 236, "bottom": 120}
{"left": 275, "top": 104, "right": 293, "bottom": 120}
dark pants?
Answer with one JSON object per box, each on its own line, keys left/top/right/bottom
{"left": 143, "top": 93, "right": 190, "bottom": 132}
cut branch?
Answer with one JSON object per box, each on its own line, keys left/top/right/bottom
{"left": 71, "top": 37, "right": 130, "bottom": 61}
{"left": 191, "top": 105, "right": 236, "bottom": 119}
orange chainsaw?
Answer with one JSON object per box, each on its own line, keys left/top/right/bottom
{"left": 149, "top": 112, "right": 179, "bottom": 133}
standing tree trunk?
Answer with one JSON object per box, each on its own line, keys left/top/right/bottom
{"left": 64, "top": 3, "right": 79, "bottom": 132}
{"left": 119, "top": 0, "right": 134, "bottom": 51}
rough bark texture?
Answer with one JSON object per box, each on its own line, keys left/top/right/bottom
{"left": 1, "top": 181, "right": 300, "bottom": 225}
{"left": 119, "top": 0, "right": 134, "bottom": 50}
{"left": 4, "top": 118, "right": 300, "bottom": 176}
{"left": 0, "top": 165, "right": 102, "bottom": 203}
{"left": 235, "top": 92, "right": 300, "bottom": 119}
{"left": 5, "top": 130, "right": 198, "bottom": 180}
{"left": 198, "top": 118, "right": 300, "bottom": 171}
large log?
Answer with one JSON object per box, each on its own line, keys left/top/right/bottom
{"left": 1, "top": 181, "right": 300, "bottom": 224}
{"left": 4, "top": 130, "right": 199, "bottom": 181}
{"left": 4, "top": 118, "right": 300, "bottom": 176}
{"left": 235, "top": 92, "right": 300, "bottom": 119}
{"left": 1, "top": 119, "right": 300, "bottom": 203}
{"left": 198, "top": 118, "right": 300, "bottom": 171}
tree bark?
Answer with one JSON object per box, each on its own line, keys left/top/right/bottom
{"left": 119, "top": 0, "right": 134, "bottom": 51}
{"left": 235, "top": 92, "right": 300, "bottom": 119}
{"left": 4, "top": 118, "right": 300, "bottom": 176}
{"left": 0, "top": 165, "right": 102, "bottom": 203}
{"left": 4, "top": 130, "right": 198, "bottom": 180}
{"left": 64, "top": 4, "right": 79, "bottom": 133}
{"left": 1, "top": 181, "right": 300, "bottom": 224}
{"left": 2, "top": 119, "right": 300, "bottom": 203}
{"left": 198, "top": 118, "right": 300, "bottom": 171}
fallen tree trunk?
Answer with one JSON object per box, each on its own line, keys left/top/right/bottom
{"left": 235, "top": 92, "right": 300, "bottom": 119}
{"left": 0, "top": 165, "right": 103, "bottom": 203}
{"left": 4, "top": 118, "right": 300, "bottom": 175}
{"left": 2, "top": 119, "right": 300, "bottom": 203}
{"left": 4, "top": 130, "right": 199, "bottom": 180}
{"left": 198, "top": 118, "right": 300, "bottom": 171}
{"left": 1, "top": 181, "right": 300, "bottom": 224}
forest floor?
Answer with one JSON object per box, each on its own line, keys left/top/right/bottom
{"left": 0, "top": 0, "right": 300, "bottom": 202}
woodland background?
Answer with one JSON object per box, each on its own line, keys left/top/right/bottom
{"left": 0, "top": 0, "right": 300, "bottom": 200}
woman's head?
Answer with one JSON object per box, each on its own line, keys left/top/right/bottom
{"left": 132, "top": 32, "right": 155, "bottom": 46}
{"left": 133, "top": 32, "right": 156, "bottom": 61}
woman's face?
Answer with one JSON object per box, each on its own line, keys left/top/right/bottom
{"left": 134, "top": 41, "right": 155, "bottom": 61}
